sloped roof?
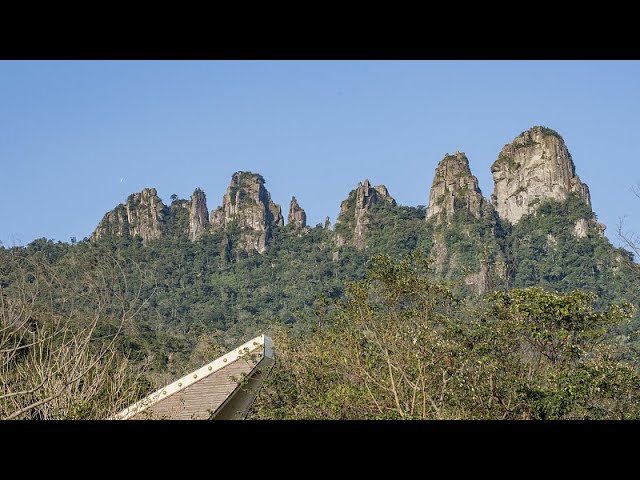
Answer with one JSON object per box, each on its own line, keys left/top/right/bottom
{"left": 113, "top": 335, "right": 273, "bottom": 420}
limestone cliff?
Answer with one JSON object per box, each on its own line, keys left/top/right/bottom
{"left": 287, "top": 196, "right": 307, "bottom": 228}
{"left": 92, "top": 188, "right": 167, "bottom": 244}
{"left": 189, "top": 188, "right": 209, "bottom": 241}
{"left": 491, "top": 126, "right": 591, "bottom": 224}
{"left": 210, "top": 172, "right": 284, "bottom": 253}
{"left": 426, "top": 152, "right": 493, "bottom": 223}
{"left": 334, "top": 179, "right": 396, "bottom": 249}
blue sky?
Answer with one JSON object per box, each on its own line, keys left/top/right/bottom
{"left": 1, "top": 60, "right": 639, "bottom": 248}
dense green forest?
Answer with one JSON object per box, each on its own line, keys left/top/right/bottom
{"left": 251, "top": 254, "right": 640, "bottom": 419}
{"left": 1, "top": 191, "right": 639, "bottom": 419}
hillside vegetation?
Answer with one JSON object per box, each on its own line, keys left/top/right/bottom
{"left": 2, "top": 125, "right": 640, "bottom": 419}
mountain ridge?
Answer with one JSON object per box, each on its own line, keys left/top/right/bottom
{"left": 84, "top": 125, "right": 639, "bottom": 299}
{"left": 90, "top": 126, "right": 608, "bottom": 250}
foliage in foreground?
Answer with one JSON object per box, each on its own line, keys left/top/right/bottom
{"left": 0, "top": 251, "right": 152, "bottom": 419}
{"left": 251, "top": 254, "right": 640, "bottom": 419}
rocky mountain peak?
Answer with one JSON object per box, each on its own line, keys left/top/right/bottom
{"left": 189, "top": 188, "right": 209, "bottom": 241}
{"left": 335, "top": 179, "right": 396, "bottom": 249}
{"left": 426, "top": 151, "right": 491, "bottom": 222}
{"left": 288, "top": 196, "right": 307, "bottom": 228}
{"left": 210, "top": 171, "right": 284, "bottom": 253}
{"left": 92, "top": 187, "right": 167, "bottom": 244}
{"left": 491, "top": 126, "right": 591, "bottom": 224}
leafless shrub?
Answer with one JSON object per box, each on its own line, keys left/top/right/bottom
{"left": 0, "top": 250, "right": 155, "bottom": 419}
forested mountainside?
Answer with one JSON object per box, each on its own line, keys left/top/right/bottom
{"left": 2, "top": 126, "right": 639, "bottom": 419}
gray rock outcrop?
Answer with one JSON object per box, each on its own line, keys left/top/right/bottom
{"left": 210, "top": 171, "right": 284, "bottom": 253}
{"left": 426, "top": 151, "right": 492, "bottom": 223}
{"left": 335, "top": 179, "right": 396, "bottom": 249}
{"left": 92, "top": 188, "right": 167, "bottom": 244}
{"left": 287, "top": 196, "right": 307, "bottom": 228}
{"left": 491, "top": 126, "right": 591, "bottom": 224}
{"left": 189, "top": 188, "right": 209, "bottom": 241}
{"left": 574, "top": 218, "right": 589, "bottom": 239}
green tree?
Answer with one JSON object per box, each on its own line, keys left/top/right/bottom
{"left": 251, "top": 255, "right": 640, "bottom": 419}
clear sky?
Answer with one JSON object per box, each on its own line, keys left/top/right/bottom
{"left": 1, "top": 60, "right": 639, "bottom": 248}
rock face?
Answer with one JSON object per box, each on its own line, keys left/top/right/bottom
{"left": 189, "top": 188, "right": 209, "bottom": 241}
{"left": 425, "top": 152, "right": 506, "bottom": 295}
{"left": 93, "top": 188, "right": 212, "bottom": 243}
{"left": 574, "top": 218, "right": 589, "bottom": 239}
{"left": 335, "top": 179, "right": 396, "bottom": 249}
{"left": 93, "top": 205, "right": 129, "bottom": 239}
{"left": 210, "top": 172, "right": 284, "bottom": 253}
{"left": 92, "top": 188, "right": 167, "bottom": 244}
{"left": 287, "top": 196, "right": 307, "bottom": 228}
{"left": 491, "top": 126, "right": 591, "bottom": 224}
{"left": 426, "top": 152, "right": 492, "bottom": 223}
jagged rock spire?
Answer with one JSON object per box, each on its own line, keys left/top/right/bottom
{"left": 426, "top": 151, "right": 491, "bottom": 223}
{"left": 210, "top": 171, "right": 283, "bottom": 253}
{"left": 288, "top": 196, "right": 307, "bottom": 228}
{"left": 189, "top": 188, "right": 209, "bottom": 241}
{"left": 335, "top": 179, "right": 396, "bottom": 249}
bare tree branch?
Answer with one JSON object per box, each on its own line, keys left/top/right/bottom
{"left": 0, "top": 250, "right": 153, "bottom": 419}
